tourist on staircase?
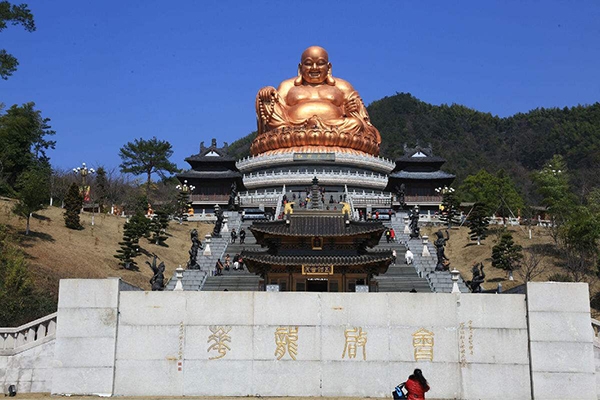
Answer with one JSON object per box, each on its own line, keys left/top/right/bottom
{"left": 215, "top": 259, "right": 224, "bottom": 276}
{"left": 224, "top": 254, "right": 231, "bottom": 271}
{"left": 230, "top": 229, "right": 237, "bottom": 243}
{"left": 239, "top": 228, "right": 246, "bottom": 244}
{"left": 405, "top": 248, "right": 414, "bottom": 265}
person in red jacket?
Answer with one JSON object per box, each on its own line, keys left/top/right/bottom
{"left": 404, "top": 368, "right": 430, "bottom": 399}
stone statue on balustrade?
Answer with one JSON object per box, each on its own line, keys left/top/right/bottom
{"left": 252, "top": 46, "right": 381, "bottom": 156}
{"left": 434, "top": 230, "right": 450, "bottom": 271}
{"left": 146, "top": 254, "right": 165, "bottom": 291}
{"left": 395, "top": 183, "right": 406, "bottom": 210}
{"left": 466, "top": 262, "right": 485, "bottom": 293}
{"left": 409, "top": 205, "right": 420, "bottom": 239}
{"left": 212, "top": 205, "right": 224, "bottom": 238}
{"left": 228, "top": 182, "right": 238, "bottom": 211}
{"left": 187, "top": 228, "right": 202, "bottom": 270}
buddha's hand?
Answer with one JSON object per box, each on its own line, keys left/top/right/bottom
{"left": 343, "top": 97, "right": 360, "bottom": 115}
{"left": 258, "top": 86, "right": 278, "bottom": 105}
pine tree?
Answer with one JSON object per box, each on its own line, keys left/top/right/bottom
{"left": 149, "top": 209, "right": 169, "bottom": 246}
{"left": 95, "top": 166, "right": 108, "bottom": 213}
{"left": 467, "top": 202, "right": 490, "bottom": 245}
{"left": 64, "top": 182, "right": 83, "bottom": 229}
{"left": 438, "top": 188, "right": 461, "bottom": 227}
{"left": 491, "top": 231, "right": 523, "bottom": 277}
{"left": 176, "top": 190, "right": 190, "bottom": 223}
{"left": 114, "top": 220, "right": 140, "bottom": 270}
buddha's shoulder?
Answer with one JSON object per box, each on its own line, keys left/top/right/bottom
{"left": 333, "top": 77, "right": 355, "bottom": 92}
{"left": 277, "top": 78, "right": 296, "bottom": 91}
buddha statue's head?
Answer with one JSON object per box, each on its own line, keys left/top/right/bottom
{"left": 295, "top": 46, "right": 335, "bottom": 86}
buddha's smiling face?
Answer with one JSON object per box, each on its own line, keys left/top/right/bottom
{"left": 300, "top": 46, "right": 331, "bottom": 84}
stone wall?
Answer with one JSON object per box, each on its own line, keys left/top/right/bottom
{"left": 51, "top": 278, "right": 121, "bottom": 396}
{"left": 527, "top": 283, "right": 596, "bottom": 399}
{"left": 47, "top": 279, "right": 596, "bottom": 399}
{"left": 0, "top": 339, "right": 55, "bottom": 393}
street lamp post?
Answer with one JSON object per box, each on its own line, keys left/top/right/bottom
{"left": 73, "top": 162, "right": 96, "bottom": 224}
{"left": 435, "top": 186, "right": 457, "bottom": 227}
{"left": 176, "top": 180, "right": 196, "bottom": 224}
{"left": 73, "top": 162, "right": 95, "bottom": 187}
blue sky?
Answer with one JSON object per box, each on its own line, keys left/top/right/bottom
{"left": 2, "top": 1, "right": 599, "bottom": 174}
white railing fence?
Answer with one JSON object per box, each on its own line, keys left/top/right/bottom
{"left": 0, "top": 312, "right": 57, "bottom": 355}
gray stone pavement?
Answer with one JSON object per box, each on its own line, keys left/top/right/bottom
{"left": 19, "top": 396, "right": 411, "bottom": 400}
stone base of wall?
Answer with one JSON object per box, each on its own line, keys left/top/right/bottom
{"left": 0, "top": 339, "right": 55, "bottom": 393}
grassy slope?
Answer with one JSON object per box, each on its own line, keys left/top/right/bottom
{"left": 0, "top": 197, "right": 213, "bottom": 296}
{"left": 421, "top": 225, "right": 561, "bottom": 292}
{"left": 2, "top": 197, "right": 596, "bottom": 318}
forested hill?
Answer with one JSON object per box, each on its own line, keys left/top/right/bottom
{"left": 228, "top": 93, "right": 600, "bottom": 200}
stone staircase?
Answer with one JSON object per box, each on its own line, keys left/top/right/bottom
{"left": 201, "top": 219, "right": 262, "bottom": 291}
{"left": 165, "top": 211, "right": 243, "bottom": 291}
{"left": 371, "top": 218, "right": 431, "bottom": 292}
{"left": 382, "top": 213, "right": 469, "bottom": 293}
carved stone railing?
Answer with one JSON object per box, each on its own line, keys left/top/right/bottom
{"left": 390, "top": 195, "right": 443, "bottom": 206}
{"left": 243, "top": 170, "right": 388, "bottom": 190}
{"left": 239, "top": 191, "right": 281, "bottom": 207}
{"left": 190, "top": 194, "right": 229, "bottom": 203}
{"left": 349, "top": 192, "right": 393, "bottom": 207}
{"left": 0, "top": 312, "right": 57, "bottom": 355}
{"left": 236, "top": 151, "right": 395, "bottom": 174}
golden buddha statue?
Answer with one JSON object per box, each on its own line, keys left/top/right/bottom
{"left": 251, "top": 46, "right": 381, "bottom": 156}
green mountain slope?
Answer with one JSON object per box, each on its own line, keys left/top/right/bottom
{"left": 228, "top": 93, "right": 600, "bottom": 201}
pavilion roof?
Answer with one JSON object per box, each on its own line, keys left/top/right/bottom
{"left": 388, "top": 170, "right": 455, "bottom": 180}
{"left": 177, "top": 170, "right": 241, "bottom": 180}
{"left": 241, "top": 251, "right": 393, "bottom": 267}
{"left": 248, "top": 214, "right": 386, "bottom": 238}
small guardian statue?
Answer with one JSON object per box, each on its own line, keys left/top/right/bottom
{"left": 434, "top": 230, "right": 450, "bottom": 271}
{"left": 467, "top": 262, "right": 485, "bottom": 293}
{"left": 187, "top": 228, "right": 202, "bottom": 269}
{"left": 409, "top": 205, "right": 420, "bottom": 238}
{"left": 146, "top": 254, "right": 165, "bottom": 291}
{"left": 395, "top": 183, "right": 406, "bottom": 209}
{"left": 228, "top": 182, "right": 238, "bottom": 211}
{"left": 212, "top": 205, "right": 224, "bottom": 237}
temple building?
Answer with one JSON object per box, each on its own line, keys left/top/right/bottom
{"left": 179, "top": 47, "right": 455, "bottom": 214}
{"left": 172, "top": 46, "right": 458, "bottom": 295}
{"left": 177, "top": 138, "right": 244, "bottom": 213}
{"left": 387, "top": 144, "right": 455, "bottom": 210}
{"left": 242, "top": 209, "right": 392, "bottom": 292}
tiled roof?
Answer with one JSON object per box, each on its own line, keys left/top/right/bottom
{"left": 177, "top": 170, "right": 242, "bottom": 180}
{"left": 395, "top": 155, "right": 446, "bottom": 163}
{"left": 248, "top": 214, "right": 386, "bottom": 237}
{"left": 185, "top": 153, "right": 237, "bottom": 163}
{"left": 240, "top": 251, "right": 393, "bottom": 266}
{"left": 388, "top": 170, "right": 455, "bottom": 180}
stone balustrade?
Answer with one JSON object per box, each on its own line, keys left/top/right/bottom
{"left": 348, "top": 192, "right": 393, "bottom": 207}
{"left": 236, "top": 151, "right": 395, "bottom": 173}
{"left": 243, "top": 170, "right": 388, "bottom": 190}
{"left": 190, "top": 194, "right": 229, "bottom": 203}
{"left": 239, "top": 191, "right": 281, "bottom": 207}
{"left": 0, "top": 312, "right": 57, "bottom": 355}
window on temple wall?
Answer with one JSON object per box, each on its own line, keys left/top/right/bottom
{"left": 329, "top": 280, "right": 339, "bottom": 292}
{"left": 296, "top": 280, "right": 306, "bottom": 291}
{"left": 269, "top": 278, "right": 288, "bottom": 291}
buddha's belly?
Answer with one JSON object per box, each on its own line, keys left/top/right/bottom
{"left": 287, "top": 101, "right": 343, "bottom": 122}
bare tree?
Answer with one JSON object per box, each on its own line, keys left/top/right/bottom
{"left": 516, "top": 248, "right": 547, "bottom": 282}
{"left": 50, "top": 168, "right": 77, "bottom": 207}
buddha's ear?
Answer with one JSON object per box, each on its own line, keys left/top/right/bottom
{"left": 294, "top": 64, "right": 303, "bottom": 86}
{"left": 326, "top": 63, "right": 335, "bottom": 86}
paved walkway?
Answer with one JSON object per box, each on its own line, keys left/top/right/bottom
{"left": 22, "top": 395, "right": 398, "bottom": 400}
